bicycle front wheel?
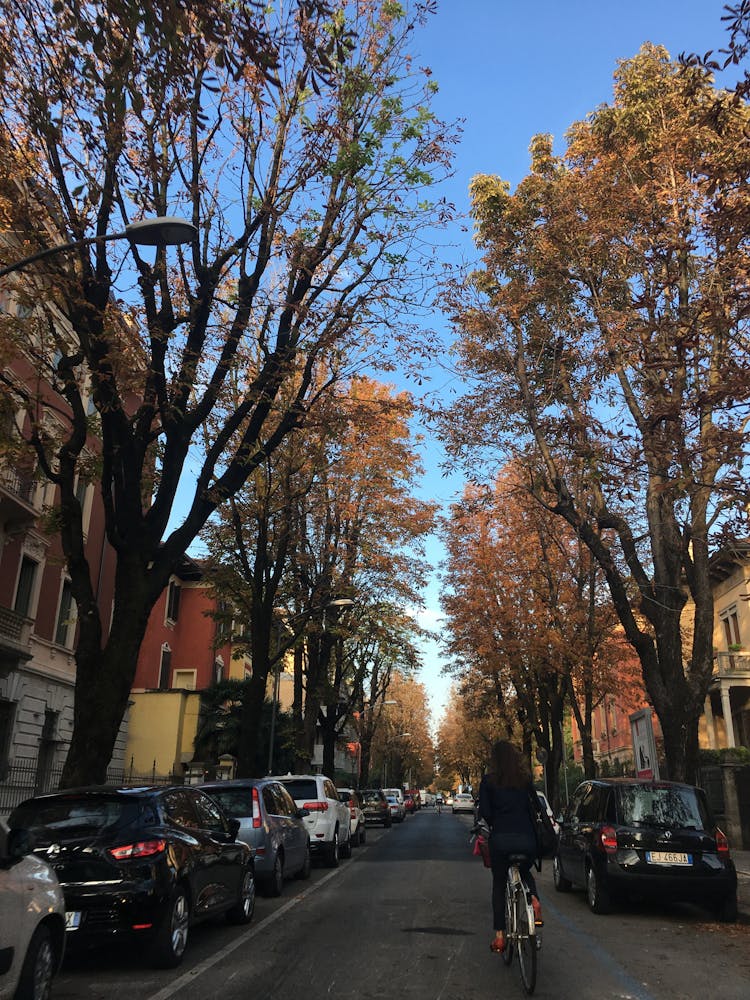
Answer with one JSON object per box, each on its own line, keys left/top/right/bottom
{"left": 516, "top": 890, "right": 537, "bottom": 994}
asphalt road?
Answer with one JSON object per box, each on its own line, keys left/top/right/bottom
{"left": 52, "top": 808, "right": 750, "bottom": 1000}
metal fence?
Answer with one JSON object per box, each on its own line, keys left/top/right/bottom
{"left": 0, "top": 759, "right": 184, "bottom": 814}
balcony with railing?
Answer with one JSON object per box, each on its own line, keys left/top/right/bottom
{"left": 714, "top": 651, "right": 750, "bottom": 681}
{"left": 0, "top": 467, "right": 38, "bottom": 526}
{"left": 0, "top": 603, "right": 33, "bottom": 673}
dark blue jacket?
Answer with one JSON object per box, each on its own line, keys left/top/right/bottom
{"left": 478, "top": 775, "right": 537, "bottom": 856}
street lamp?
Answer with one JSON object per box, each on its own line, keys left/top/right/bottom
{"left": 0, "top": 216, "right": 197, "bottom": 278}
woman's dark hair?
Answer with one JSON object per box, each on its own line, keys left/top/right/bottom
{"left": 486, "top": 740, "right": 530, "bottom": 789}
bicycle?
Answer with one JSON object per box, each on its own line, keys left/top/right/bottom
{"left": 501, "top": 853, "right": 540, "bottom": 995}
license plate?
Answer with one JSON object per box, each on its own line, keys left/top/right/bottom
{"left": 646, "top": 851, "right": 692, "bottom": 865}
{"left": 65, "top": 911, "right": 82, "bottom": 930}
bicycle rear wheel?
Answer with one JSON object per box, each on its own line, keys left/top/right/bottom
{"left": 502, "top": 882, "right": 514, "bottom": 966}
{"left": 516, "top": 889, "right": 537, "bottom": 994}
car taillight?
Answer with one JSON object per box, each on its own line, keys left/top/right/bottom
{"left": 716, "top": 828, "right": 730, "bottom": 856}
{"left": 302, "top": 801, "right": 329, "bottom": 812}
{"left": 348, "top": 799, "right": 357, "bottom": 818}
{"left": 600, "top": 826, "right": 618, "bottom": 855}
{"left": 252, "top": 786, "right": 262, "bottom": 829}
{"left": 108, "top": 839, "right": 167, "bottom": 861}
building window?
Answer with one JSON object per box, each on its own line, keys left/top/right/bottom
{"left": 14, "top": 555, "right": 38, "bottom": 618}
{"left": 55, "top": 579, "right": 76, "bottom": 648}
{"left": 214, "top": 657, "right": 224, "bottom": 685}
{"left": 721, "top": 606, "right": 741, "bottom": 649}
{"left": 158, "top": 644, "right": 172, "bottom": 690}
{"left": 35, "top": 710, "right": 59, "bottom": 794}
{"left": 173, "top": 669, "right": 197, "bottom": 690}
{"left": 166, "top": 581, "right": 181, "bottom": 624}
{"left": 0, "top": 699, "right": 15, "bottom": 780}
{"left": 216, "top": 600, "right": 231, "bottom": 643}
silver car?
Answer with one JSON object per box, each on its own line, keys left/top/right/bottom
{"left": 200, "top": 778, "right": 310, "bottom": 896}
{"left": 0, "top": 822, "right": 65, "bottom": 1000}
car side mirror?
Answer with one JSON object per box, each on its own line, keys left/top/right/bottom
{"left": 297, "top": 808, "right": 309, "bottom": 818}
{"left": 227, "top": 817, "right": 241, "bottom": 839}
{"left": 6, "top": 827, "right": 34, "bottom": 863}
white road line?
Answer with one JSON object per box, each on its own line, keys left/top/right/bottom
{"left": 145, "top": 860, "right": 358, "bottom": 1000}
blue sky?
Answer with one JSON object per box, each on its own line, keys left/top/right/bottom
{"left": 409, "top": 0, "right": 735, "bottom": 728}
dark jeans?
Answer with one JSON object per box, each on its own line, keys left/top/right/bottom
{"left": 490, "top": 850, "right": 538, "bottom": 931}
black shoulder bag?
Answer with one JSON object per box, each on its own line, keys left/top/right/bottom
{"left": 527, "top": 786, "right": 558, "bottom": 862}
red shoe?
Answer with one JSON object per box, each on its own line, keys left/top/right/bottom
{"left": 532, "top": 896, "right": 544, "bottom": 927}
{"left": 490, "top": 934, "right": 505, "bottom": 953}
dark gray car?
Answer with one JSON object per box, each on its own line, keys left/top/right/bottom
{"left": 200, "top": 778, "right": 310, "bottom": 896}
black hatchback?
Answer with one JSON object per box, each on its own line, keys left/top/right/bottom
{"left": 9, "top": 785, "right": 256, "bottom": 967}
{"left": 553, "top": 778, "right": 737, "bottom": 921}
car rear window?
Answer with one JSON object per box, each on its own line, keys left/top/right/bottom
{"left": 360, "top": 790, "right": 382, "bottom": 802}
{"left": 205, "top": 787, "right": 253, "bottom": 818}
{"left": 282, "top": 779, "right": 318, "bottom": 801}
{"left": 617, "top": 785, "right": 710, "bottom": 830}
{"left": 10, "top": 794, "right": 140, "bottom": 844}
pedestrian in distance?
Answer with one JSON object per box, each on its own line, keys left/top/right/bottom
{"left": 478, "top": 740, "right": 544, "bottom": 954}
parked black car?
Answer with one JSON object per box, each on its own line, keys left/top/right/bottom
{"left": 553, "top": 778, "right": 737, "bottom": 921}
{"left": 9, "top": 785, "right": 256, "bottom": 968}
{"left": 359, "top": 788, "right": 392, "bottom": 827}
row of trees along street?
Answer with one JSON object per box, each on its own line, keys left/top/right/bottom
{"left": 1, "top": 2, "right": 749, "bottom": 792}
{"left": 199, "top": 377, "right": 437, "bottom": 779}
{"left": 437, "top": 38, "right": 750, "bottom": 786}
{"left": 0, "top": 0, "right": 455, "bottom": 786}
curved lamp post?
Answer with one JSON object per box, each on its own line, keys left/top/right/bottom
{"left": 0, "top": 215, "right": 197, "bottom": 278}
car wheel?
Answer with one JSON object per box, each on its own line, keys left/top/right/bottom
{"left": 294, "top": 842, "right": 312, "bottom": 880}
{"left": 325, "top": 829, "right": 340, "bottom": 868}
{"left": 553, "top": 855, "right": 572, "bottom": 892}
{"left": 340, "top": 826, "right": 352, "bottom": 859}
{"left": 359, "top": 824, "right": 366, "bottom": 845}
{"left": 227, "top": 867, "right": 256, "bottom": 924}
{"left": 714, "top": 890, "right": 738, "bottom": 923}
{"left": 151, "top": 886, "right": 190, "bottom": 968}
{"left": 15, "top": 924, "right": 55, "bottom": 1000}
{"left": 265, "top": 853, "right": 284, "bottom": 898}
{"left": 586, "top": 862, "right": 612, "bottom": 915}
{"left": 385, "top": 815, "right": 392, "bottom": 828}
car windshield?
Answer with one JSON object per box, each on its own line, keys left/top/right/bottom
{"left": 282, "top": 779, "right": 319, "bottom": 801}
{"left": 10, "top": 794, "right": 139, "bottom": 844}
{"left": 205, "top": 787, "right": 253, "bottom": 818}
{"left": 617, "top": 785, "right": 710, "bottom": 830}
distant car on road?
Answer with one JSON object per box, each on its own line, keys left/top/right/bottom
{"left": 9, "top": 785, "right": 255, "bottom": 968}
{"left": 554, "top": 778, "right": 737, "bottom": 921}
{"left": 385, "top": 794, "right": 406, "bottom": 823}
{"left": 452, "top": 792, "right": 475, "bottom": 815}
{"left": 359, "top": 788, "right": 392, "bottom": 828}
{"left": 0, "top": 821, "right": 65, "bottom": 1000}
{"left": 338, "top": 788, "right": 367, "bottom": 847}
{"left": 200, "top": 777, "right": 311, "bottom": 896}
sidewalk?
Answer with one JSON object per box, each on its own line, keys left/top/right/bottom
{"left": 732, "top": 849, "right": 750, "bottom": 919}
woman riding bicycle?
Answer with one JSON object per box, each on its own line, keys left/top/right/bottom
{"left": 478, "top": 740, "right": 543, "bottom": 954}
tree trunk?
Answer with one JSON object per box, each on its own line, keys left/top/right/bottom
{"left": 61, "top": 552, "right": 158, "bottom": 787}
